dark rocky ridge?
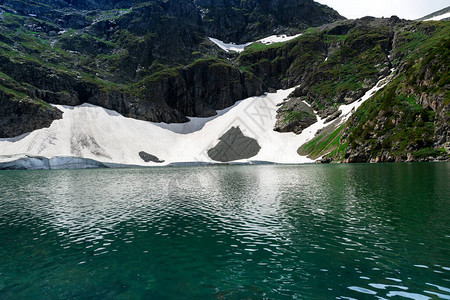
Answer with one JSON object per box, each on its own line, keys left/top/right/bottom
{"left": 0, "top": 91, "right": 63, "bottom": 138}
{"left": 0, "top": 0, "right": 343, "bottom": 42}
{"left": 194, "top": 0, "right": 343, "bottom": 43}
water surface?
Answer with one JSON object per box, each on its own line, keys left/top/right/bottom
{"left": 0, "top": 163, "right": 449, "bottom": 299}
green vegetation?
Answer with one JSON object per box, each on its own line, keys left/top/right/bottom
{"left": 281, "top": 111, "right": 314, "bottom": 123}
{"left": 344, "top": 22, "right": 449, "bottom": 160}
{"left": 298, "top": 124, "right": 347, "bottom": 160}
{"left": 0, "top": 84, "right": 27, "bottom": 100}
{"left": 413, "top": 148, "right": 446, "bottom": 158}
{"left": 242, "top": 41, "right": 284, "bottom": 53}
{"left": 348, "top": 81, "right": 436, "bottom": 156}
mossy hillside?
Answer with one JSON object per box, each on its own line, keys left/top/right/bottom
{"left": 398, "top": 22, "right": 449, "bottom": 96}
{"left": 348, "top": 81, "right": 436, "bottom": 156}
{"left": 295, "top": 25, "right": 393, "bottom": 110}
{"left": 297, "top": 21, "right": 449, "bottom": 162}
{"left": 343, "top": 22, "right": 449, "bottom": 161}
{"left": 0, "top": 9, "right": 213, "bottom": 86}
{"left": 237, "top": 32, "right": 324, "bottom": 87}
{"left": 56, "top": 31, "right": 115, "bottom": 55}
{"left": 281, "top": 110, "right": 315, "bottom": 123}
{"left": 298, "top": 124, "right": 347, "bottom": 160}
{"left": 237, "top": 20, "right": 396, "bottom": 112}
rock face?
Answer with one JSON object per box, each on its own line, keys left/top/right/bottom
{"left": 139, "top": 59, "right": 264, "bottom": 120}
{"left": 195, "top": 0, "right": 343, "bottom": 43}
{"left": 0, "top": 92, "right": 62, "bottom": 138}
{"left": 208, "top": 126, "right": 261, "bottom": 162}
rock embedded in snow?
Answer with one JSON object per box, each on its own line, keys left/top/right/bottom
{"left": 325, "top": 110, "right": 342, "bottom": 123}
{"left": 207, "top": 126, "right": 261, "bottom": 162}
{"left": 0, "top": 88, "right": 320, "bottom": 168}
{"left": 274, "top": 98, "right": 316, "bottom": 134}
{"left": 139, "top": 151, "right": 164, "bottom": 163}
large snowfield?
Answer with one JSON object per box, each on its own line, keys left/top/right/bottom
{"left": 0, "top": 89, "right": 314, "bottom": 168}
{"left": 0, "top": 71, "right": 392, "bottom": 169}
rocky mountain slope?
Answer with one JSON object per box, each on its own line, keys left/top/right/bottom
{"left": 0, "top": 0, "right": 448, "bottom": 165}
{"left": 233, "top": 15, "right": 448, "bottom": 162}
{"left": 0, "top": 0, "right": 343, "bottom": 138}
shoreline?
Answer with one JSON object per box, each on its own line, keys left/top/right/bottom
{"left": 0, "top": 154, "right": 447, "bottom": 171}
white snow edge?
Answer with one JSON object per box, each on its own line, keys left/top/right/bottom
{"left": 208, "top": 33, "right": 302, "bottom": 53}
{"left": 424, "top": 12, "right": 450, "bottom": 21}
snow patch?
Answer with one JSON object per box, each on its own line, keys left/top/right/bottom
{"left": 208, "top": 34, "right": 301, "bottom": 53}
{"left": 424, "top": 12, "right": 450, "bottom": 21}
{"left": 257, "top": 34, "right": 302, "bottom": 45}
{"left": 207, "top": 37, "right": 251, "bottom": 53}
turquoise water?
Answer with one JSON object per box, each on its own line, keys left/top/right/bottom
{"left": 0, "top": 163, "right": 449, "bottom": 299}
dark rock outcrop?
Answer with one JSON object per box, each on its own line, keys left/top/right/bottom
{"left": 0, "top": 92, "right": 62, "bottom": 138}
{"left": 139, "top": 151, "right": 164, "bottom": 163}
{"left": 274, "top": 97, "right": 316, "bottom": 134}
{"left": 139, "top": 59, "right": 264, "bottom": 119}
{"left": 208, "top": 126, "right": 261, "bottom": 162}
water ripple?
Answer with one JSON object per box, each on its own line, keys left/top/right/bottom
{"left": 0, "top": 163, "right": 449, "bottom": 299}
